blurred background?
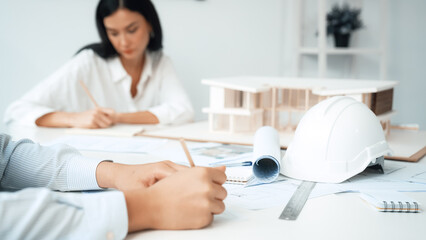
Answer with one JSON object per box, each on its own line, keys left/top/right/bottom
{"left": 1, "top": 0, "right": 425, "bottom": 131}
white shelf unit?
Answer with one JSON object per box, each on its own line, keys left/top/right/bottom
{"left": 295, "top": 0, "right": 388, "bottom": 80}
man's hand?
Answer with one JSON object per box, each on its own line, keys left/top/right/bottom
{"left": 124, "top": 166, "right": 227, "bottom": 231}
{"left": 96, "top": 161, "right": 188, "bottom": 190}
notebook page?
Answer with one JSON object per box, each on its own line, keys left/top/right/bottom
{"left": 360, "top": 191, "right": 420, "bottom": 212}
{"left": 226, "top": 166, "right": 253, "bottom": 184}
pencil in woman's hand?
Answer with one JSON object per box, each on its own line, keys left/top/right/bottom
{"left": 79, "top": 80, "right": 99, "bottom": 108}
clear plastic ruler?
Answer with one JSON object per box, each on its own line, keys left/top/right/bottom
{"left": 279, "top": 181, "right": 316, "bottom": 220}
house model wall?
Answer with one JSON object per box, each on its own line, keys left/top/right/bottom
{"left": 202, "top": 77, "right": 398, "bottom": 135}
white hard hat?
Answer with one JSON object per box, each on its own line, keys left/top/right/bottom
{"left": 281, "top": 96, "right": 392, "bottom": 183}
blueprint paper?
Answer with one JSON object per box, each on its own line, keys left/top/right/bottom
{"left": 252, "top": 126, "right": 281, "bottom": 183}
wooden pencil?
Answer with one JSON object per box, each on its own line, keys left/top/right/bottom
{"left": 179, "top": 138, "right": 195, "bottom": 167}
{"left": 79, "top": 80, "right": 99, "bottom": 108}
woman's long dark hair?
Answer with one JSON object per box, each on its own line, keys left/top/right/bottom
{"left": 79, "top": 0, "right": 163, "bottom": 58}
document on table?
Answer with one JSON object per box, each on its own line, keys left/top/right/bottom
{"left": 224, "top": 175, "right": 345, "bottom": 210}
{"left": 65, "top": 124, "right": 161, "bottom": 137}
{"left": 224, "top": 159, "right": 426, "bottom": 210}
{"left": 336, "top": 160, "right": 426, "bottom": 192}
{"left": 225, "top": 178, "right": 300, "bottom": 210}
{"left": 190, "top": 142, "right": 253, "bottom": 165}
{"left": 151, "top": 142, "right": 253, "bottom": 166}
{"left": 46, "top": 135, "right": 167, "bottom": 153}
{"left": 149, "top": 141, "right": 257, "bottom": 182}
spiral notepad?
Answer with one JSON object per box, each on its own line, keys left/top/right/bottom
{"left": 225, "top": 166, "right": 253, "bottom": 184}
{"left": 360, "top": 191, "right": 420, "bottom": 213}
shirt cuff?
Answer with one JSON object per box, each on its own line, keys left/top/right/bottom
{"left": 0, "top": 188, "right": 128, "bottom": 240}
{"left": 148, "top": 105, "right": 171, "bottom": 124}
{"left": 67, "top": 156, "right": 108, "bottom": 191}
{"left": 148, "top": 103, "right": 194, "bottom": 125}
{"left": 19, "top": 105, "right": 56, "bottom": 127}
{"left": 82, "top": 190, "right": 128, "bottom": 240}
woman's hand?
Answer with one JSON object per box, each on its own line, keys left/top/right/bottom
{"left": 68, "top": 107, "right": 117, "bottom": 128}
{"left": 96, "top": 161, "right": 188, "bottom": 190}
{"left": 36, "top": 107, "right": 117, "bottom": 128}
{"left": 124, "top": 166, "right": 227, "bottom": 231}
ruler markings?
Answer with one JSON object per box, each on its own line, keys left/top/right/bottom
{"left": 279, "top": 181, "right": 316, "bottom": 220}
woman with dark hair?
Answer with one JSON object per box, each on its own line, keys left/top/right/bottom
{"left": 4, "top": 0, "right": 194, "bottom": 128}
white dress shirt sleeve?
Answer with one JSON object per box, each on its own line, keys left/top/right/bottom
{"left": 0, "top": 188, "right": 128, "bottom": 240}
{"left": 3, "top": 51, "right": 92, "bottom": 127}
{"left": 147, "top": 55, "right": 194, "bottom": 125}
{"left": 0, "top": 134, "right": 103, "bottom": 191}
{"left": 3, "top": 49, "right": 195, "bottom": 126}
{"left": 0, "top": 133, "right": 129, "bottom": 239}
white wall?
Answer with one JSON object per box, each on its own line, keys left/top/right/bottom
{"left": 387, "top": 0, "right": 426, "bottom": 129}
{"left": 0, "top": 0, "right": 99, "bottom": 131}
{"left": 1, "top": 0, "right": 425, "bottom": 131}
{"left": 154, "top": 0, "right": 286, "bottom": 122}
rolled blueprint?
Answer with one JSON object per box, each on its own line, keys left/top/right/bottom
{"left": 252, "top": 126, "right": 281, "bottom": 183}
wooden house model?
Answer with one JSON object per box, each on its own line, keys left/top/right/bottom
{"left": 202, "top": 77, "right": 397, "bottom": 135}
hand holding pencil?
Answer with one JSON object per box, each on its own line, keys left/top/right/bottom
{"left": 66, "top": 108, "right": 115, "bottom": 129}
{"left": 71, "top": 80, "right": 117, "bottom": 128}
{"left": 179, "top": 138, "right": 196, "bottom": 167}
{"left": 127, "top": 138, "right": 228, "bottom": 230}
{"left": 34, "top": 80, "right": 116, "bottom": 128}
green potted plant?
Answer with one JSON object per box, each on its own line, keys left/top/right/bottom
{"left": 326, "top": 3, "right": 364, "bottom": 47}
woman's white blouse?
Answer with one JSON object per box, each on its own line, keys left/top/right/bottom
{"left": 4, "top": 49, "right": 194, "bottom": 126}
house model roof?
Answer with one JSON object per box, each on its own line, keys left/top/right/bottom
{"left": 202, "top": 76, "right": 398, "bottom": 96}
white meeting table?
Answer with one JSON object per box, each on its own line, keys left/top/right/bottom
{"left": 5, "top": 123, "right": 426, "bottom": 240}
